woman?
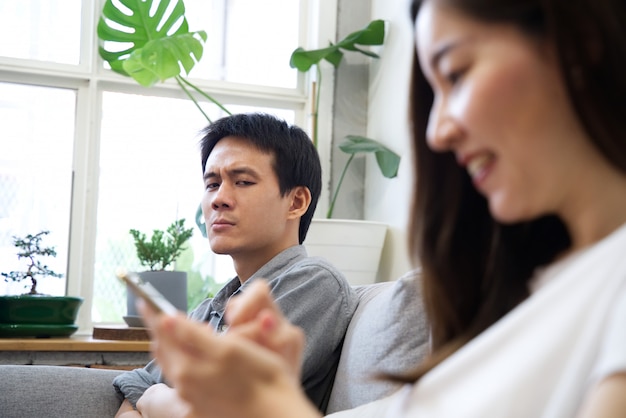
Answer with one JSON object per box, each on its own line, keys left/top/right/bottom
{"left": 140, "top": 0, "right": 626, "bottom": 416}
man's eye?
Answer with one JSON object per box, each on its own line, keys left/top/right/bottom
{"left": 236, "top": 180, "right": 254, "bottom": 186}
{"left": 205, "top": 183, "right": 219, "bottom": 190}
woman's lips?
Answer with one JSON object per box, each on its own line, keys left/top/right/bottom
{"left": 467, "top": 153, "right": 494, "bottom": 183}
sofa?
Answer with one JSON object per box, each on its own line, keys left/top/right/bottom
{"left": 0, "top": 270, "right": 429, "bottom": 418}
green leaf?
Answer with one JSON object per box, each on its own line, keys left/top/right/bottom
{"left": 339, "top": 136, "right": 400, "bottom": 178}
{"left": 98, "top": 0, "right": 204, "bottom": 83}
{"left": 289, "top": 19, "right": 385, "bottom": 72}
{"left": 290, "top": 46, "right": 344, "bottom": 71}
{"left": 130, "top": 220, "right": 193, "bottom": 271}
{"left": 195, "top": 204, "right": 207, "bottom": 238}
{"left": 122, "top": 32, "right": 207, "bottom": 86}
{"left": 336, "top": 19, "right": 385, "bottom": 48}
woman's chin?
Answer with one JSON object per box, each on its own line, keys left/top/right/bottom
{"left": 488, "top": 197, "right": 535, "bottom": 224}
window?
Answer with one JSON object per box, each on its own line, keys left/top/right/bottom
{"left": 0, "top": 0, "right": 332, "bottom": 329}
{"left": 0, "top": 82, "right": 75, "bottom": 296}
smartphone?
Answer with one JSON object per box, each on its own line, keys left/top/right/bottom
{"left": 116, "top": 269, "right": 179, "bottom": 316}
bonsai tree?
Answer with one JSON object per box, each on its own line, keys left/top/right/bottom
{"left": 129, "top": 219, "right": 194, "bottom": 271}
{"left": 1, "top": 230, "right": 63, "bottom": 295}
{"left": 290, "top": 20, "right": 401, "bottom": 218}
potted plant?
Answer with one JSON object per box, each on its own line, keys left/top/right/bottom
{"left": 125, "top": 219, "right": 193, "bottom": 326}
{"left": 289, "top": 20, "right": 400, "bottom": 285}
{"left": 0, "top": 231, "right": 83, "bottom": 337}
{"left": 289, "top": 19, "right": 401, "bottom": 218}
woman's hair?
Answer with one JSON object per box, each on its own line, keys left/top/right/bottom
{"left": 402, "top": 0, "right": 626, "bottom": 381}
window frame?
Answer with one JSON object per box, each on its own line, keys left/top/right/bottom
{"left": 0, "top": 0, "right": 337, "bottom": 332}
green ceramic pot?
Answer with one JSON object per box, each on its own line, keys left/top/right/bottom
{"left": 0, "top": 295, "right": 83, "bottom": 325}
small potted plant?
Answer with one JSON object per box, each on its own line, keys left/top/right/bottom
{"left": 125, "top": 219, "right": 193, "bottom": 325}
{"left": 0, "top": 231, "right": 83, "bottom": 337}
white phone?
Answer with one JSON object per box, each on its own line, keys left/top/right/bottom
{"left": 116, "top": 269, "right": 179, "bottom": 316}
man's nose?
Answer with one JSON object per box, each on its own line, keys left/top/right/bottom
{"left": 211, "top": 184, "right": 233, "bottom": 209}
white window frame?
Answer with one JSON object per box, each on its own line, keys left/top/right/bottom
{"left": 0, "top": 0, "right": 337, "bottom": 332}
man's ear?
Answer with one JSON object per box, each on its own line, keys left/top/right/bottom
{"left": 288, "top": 186, "right": 311, "bottom": 219}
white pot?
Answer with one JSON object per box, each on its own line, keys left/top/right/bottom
{"left": 304, "top": 219, "right": 387, "bottom": 286}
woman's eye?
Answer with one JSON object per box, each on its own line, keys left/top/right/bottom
{"left": 445, "top": 69, "right": 464, "bottom": 85}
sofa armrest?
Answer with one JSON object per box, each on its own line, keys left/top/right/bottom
{"left": 0, "top": 365, "right": 124, "bottom": 418}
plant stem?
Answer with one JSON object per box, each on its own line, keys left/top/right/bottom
{"left": 175, "top": 76, "right": 212, "bottom": 123}
{"left": 177, "top": 76, "right": 233, "bottom": 116}
{"left": 327, "top": 153, "right": 355, "bottom": 218}
{"left": 313, "top": 66, "right": 323, "bottom": 148}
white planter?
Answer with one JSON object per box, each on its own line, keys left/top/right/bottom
{"left": 304, "top": 219, "right": 387, "bottom": 286}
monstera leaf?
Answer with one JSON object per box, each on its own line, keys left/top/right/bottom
{"left": 339, "top": 136, "right": 400, "bottom": 179}
{"left": 327, "top": 135, "right": 400, "bottom": 218}
{"left": 289, "top": 19, "right": 385, "bottom": 72}
{"left": 98, "top": 0, "right": 207, "bottom": 87}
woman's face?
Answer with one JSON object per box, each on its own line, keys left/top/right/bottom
{"left": 415, "top": 1, "right": 594, "bottom": 223}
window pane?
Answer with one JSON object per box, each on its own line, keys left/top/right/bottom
{"left": 185, "top": 0, "right": 300, "bottom": 88}
{"left": 0, "top": 82, "right": 75, "bottom": 296}
{"left": 0, "top": 0, "right": 82, "bottom": 65}
{"left": 93, "top": 92, "right": 295, "bottom": 322}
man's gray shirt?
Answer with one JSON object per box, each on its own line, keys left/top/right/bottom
{"left": 113, "top": 245, "right": 358, "bottom": 412}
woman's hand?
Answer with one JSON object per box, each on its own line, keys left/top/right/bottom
{"left": 223, "top": 280, "right": 305, "bottom": 379}
{"left": 138, "top": 281, "right": 321, "bottom": 418}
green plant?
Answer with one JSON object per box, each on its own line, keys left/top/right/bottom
{"left": 98, "top": 0, "right": 230, "bottom": 239}
{"left": 1, "top": 231, "right": 63, "bottom": 295}
{"left": 97, "top": 0, "right": 230, "bottom": 123}
{"left": 290, "top": 19, "right": 401, "bottom": 218}
{"left": 129, "top": 219, "right": 194, "bottom": 271}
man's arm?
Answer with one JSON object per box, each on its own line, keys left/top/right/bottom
{"left": 113, "top": 299, "right": 216, "bottom": 416}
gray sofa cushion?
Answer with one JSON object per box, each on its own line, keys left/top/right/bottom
{"left": 0, "top": 365, "right": 124, "bottom": 418}
{"left": 326, "top": 269, "right": 429, "bottom": 414}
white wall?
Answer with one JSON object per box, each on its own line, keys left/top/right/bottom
{"left": 366, "top": 0, "right": 415, "bottom": 281}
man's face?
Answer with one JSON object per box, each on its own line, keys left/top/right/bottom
{"left": 201, "top": 136, "right": 300, "bottom": 262}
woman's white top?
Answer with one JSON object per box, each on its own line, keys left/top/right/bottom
{"left": 329, "top": 222, "right": 626, "bottom": 418}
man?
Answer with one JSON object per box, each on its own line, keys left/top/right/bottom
{"left": 113, "top": 113, "right": 357, "bottom": 417}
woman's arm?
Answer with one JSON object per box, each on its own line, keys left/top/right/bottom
{"left": 115, "top": 399, "right": 142, "bottom": 418}
{"left": 578, "top": 373, "right": 626, "bottom": 418}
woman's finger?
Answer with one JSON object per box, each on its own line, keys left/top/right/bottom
{"left": 225, "top": 280, "right": 282, "bottom": 327}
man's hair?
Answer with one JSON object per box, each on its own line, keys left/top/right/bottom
{"left": 199, "top": 113, "right": 321, "bottom": 244}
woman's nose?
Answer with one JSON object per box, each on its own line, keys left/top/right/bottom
{"left": 426, "top": 101, "right": 462, "bottom": 152}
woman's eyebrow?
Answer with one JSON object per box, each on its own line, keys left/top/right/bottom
{"left": 429, "top": 38, "right": 470, "bottom": 70}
